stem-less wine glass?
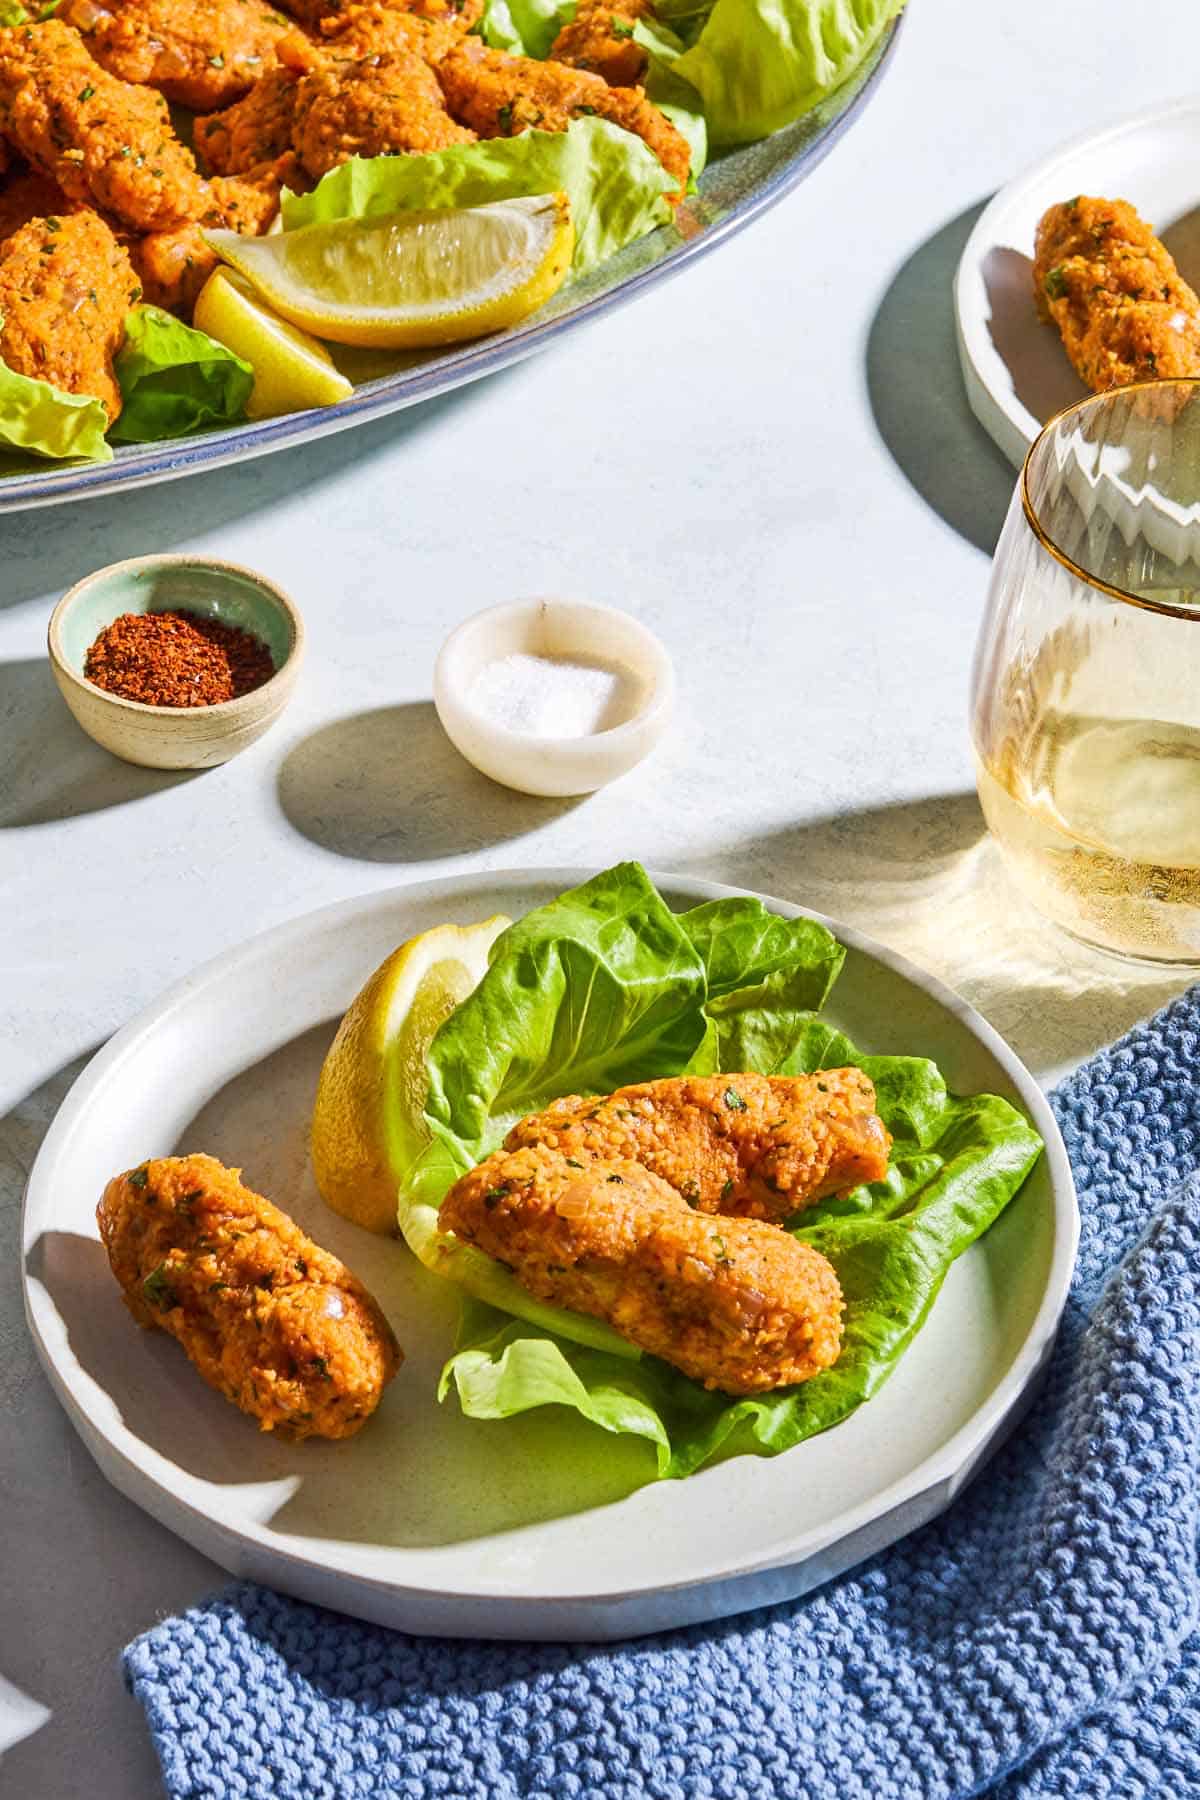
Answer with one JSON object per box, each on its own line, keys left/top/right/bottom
{"left": 971, "top": 381, "right": 1200, "bottom": 964}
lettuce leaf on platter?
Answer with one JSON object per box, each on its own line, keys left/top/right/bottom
{"left": 395, "top": 864, "right": 1042, "bottom": 1477}
{"left": 110, "top": 306, "right": 253, "bottom": 444}
{"left": 280, "top": 120, "right": 677, "bottom": 276}
{"left": 0, "top": 361, "right": 111, "bottom": 463}
{"left": 479, "top": 0, "right": 572, "bottom": 57}
{"left": 633, "top": 15, "right": 709, "bottom": 181}
{"left": 674, "top": 0, "right": 904, "bottom": 146}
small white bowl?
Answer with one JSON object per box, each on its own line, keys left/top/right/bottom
{"left": 433, "top": 598, "right": 674, "bottom": 797}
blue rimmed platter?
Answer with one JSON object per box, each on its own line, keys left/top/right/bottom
{"left": 0, "top": 16, "right": 901, "bottom": 512}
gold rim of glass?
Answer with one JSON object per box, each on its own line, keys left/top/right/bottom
{"left": 1020, "top": 378, "right": 1200, "bottom": 623}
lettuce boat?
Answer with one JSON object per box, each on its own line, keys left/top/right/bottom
{"left": 397, "top": 863, "right": 1044, "bottom": 1479}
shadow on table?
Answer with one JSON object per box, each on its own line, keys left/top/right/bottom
{"left": 276, "top": 700, "right": 578, "bottom": 862}
{"left": 0, "top": 373, "right": 517, "bottom": 616}
{"left": 1, "top": 1054, "right": 214, "bottom": 1800}
{"left": 682, "top": 792, "right": 1190, "bottom": 1078}
{"left": 866, "top": 200, "right": 1017, "bottom": 556}
{"left": 0, "top": 658, "right": 200, "bottom": 827}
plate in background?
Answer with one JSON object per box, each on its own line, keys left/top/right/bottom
{"left": 0, "top": 20, "right": 901, "bottom": 513}
{"left": 955, "top": 97, "right": 1200, "bottom": 465}
{"left": 22, "top": 869, "right": 1077, "bottom": 1642}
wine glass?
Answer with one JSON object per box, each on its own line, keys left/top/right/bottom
{"left": 970, "top": 381, "right": 1200, "bottom": 963}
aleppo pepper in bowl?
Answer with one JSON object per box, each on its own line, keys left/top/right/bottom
{"left": 48, "top": 553, "right": 304, "bottom": 769}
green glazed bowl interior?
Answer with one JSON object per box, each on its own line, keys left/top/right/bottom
{"left": 57, "top": 559, "right": 296, "bottom": 679}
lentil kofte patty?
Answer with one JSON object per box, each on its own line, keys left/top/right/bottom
{"left": 97, "top": 1153, "right": 402, "bottom": 1439}
{"left": 440, "top": 1141, "right": 845, "bottom": 1395}
{"left": 504, "top": 1070, "right": 892, "bottom": 1224}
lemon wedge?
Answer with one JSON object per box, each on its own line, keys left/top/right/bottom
{"left": 192, "top": 267, "right": 354, "bottom": 420}
{"left": 203, "top": 193, "right": 574, "bottom": 350}
{"left": 311, "top": 916, "right": 510, "bottom": 1234}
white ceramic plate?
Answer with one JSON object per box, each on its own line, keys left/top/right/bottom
{"left": 22, "top": 870, "right": 1077, "bottom": 1642}
{"left": 954, "top": 97, "right": 1200, "bottom": 466}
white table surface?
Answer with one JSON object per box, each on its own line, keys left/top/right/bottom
{"left": 2, "top": 2, "right": 1194, "bottom": 1791}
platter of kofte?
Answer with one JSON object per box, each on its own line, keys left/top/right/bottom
{"left": 0, "top": 0, "right": 904, "bottom": 508}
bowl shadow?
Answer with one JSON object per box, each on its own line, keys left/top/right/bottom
{"left": 866, "top": 200, "right": 1017, "bottom": 554}
{"left": 0, "top": 657, "right": 200, "bottom": 827}
{"left": 276, "top": 700, "right": 578, "bottom": 862}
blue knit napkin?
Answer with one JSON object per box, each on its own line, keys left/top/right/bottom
{"left": 125, "top": 989, "right": 1200, "bottom": 1800}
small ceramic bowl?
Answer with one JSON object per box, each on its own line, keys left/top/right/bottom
{"left": 48, "top": 553, "right": 304, "bottom": 771}
{"left": 434, "top": 598, "right": 674, "bottom": 797}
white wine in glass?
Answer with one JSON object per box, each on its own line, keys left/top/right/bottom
{"left": 971, "top": 383, "right": 1200, "bottom": 963}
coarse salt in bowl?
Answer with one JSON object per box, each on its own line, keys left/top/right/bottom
{"left": 433, "top": 598, "right": 675, "bottom": 797}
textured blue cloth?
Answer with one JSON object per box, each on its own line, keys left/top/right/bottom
{"left": 124, "top": 989, "right": 1200, "bottom": 1800}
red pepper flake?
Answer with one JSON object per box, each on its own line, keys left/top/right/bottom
{"left": 83, "top": 610, "right": 276, "bottom": 708}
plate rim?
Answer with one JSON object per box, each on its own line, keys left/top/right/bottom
{"left": 953, "top": 90, "right": 1200, "bottom": 467}
{"left": 0, "top": 16, "right": 903, "bottom": 514}
{"left": 22, "top": 865, "right": 1078, "bottom": 1615}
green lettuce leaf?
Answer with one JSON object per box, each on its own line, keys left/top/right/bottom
{"left": 396, "top": 864, "right": 1043, "bottom": 1479}
{"left": 110, "top": 305, "right": 253, "bottom": 444}
{"left": 419, "top": 862, "right": 844, "bottom": 1166}
{"left": 280, "top": 119, "right": 676, "bottom": 275}
{"left": 422, "top": 862, "right": 707, "bottom": 1164}
{"left": 681, "top": 896, "right": 843, "bottom": 1001}
{"left": 634, "top": 16, "right": 709, "bottom": 180}
{"left": 674, "top": 0, "right": 904, "bottom": 146}
{"left": 651, "top": 0, "right": 716, "bottom": 46}
{"left": 0, "top": 362, "right": 111, "bottom": 463}
{"left": 479, "top": 0, "right": 572, "bottom": 56}
{"left": 681, "top": 895, "right": 845, "bottom": 1073}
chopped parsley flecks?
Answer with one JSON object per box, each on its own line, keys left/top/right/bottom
{"left": 142, "top": 1264, "right": 178, "bottom": 1310}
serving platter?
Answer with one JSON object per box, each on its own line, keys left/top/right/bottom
{"left": 955, "top": 96, "right": 1200, "bottom": 466}
{"left": 0, "top": 18, "right": 901, "bottom": 514}
{"left": 23, "top": 869, "right": 1076, "bottom": 1642}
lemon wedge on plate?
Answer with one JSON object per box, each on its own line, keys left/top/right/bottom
{"left": 311, "top": 916, "right": 510, "bottom": 1234}
{"left": 193, "top": 267, "right": 354, "bottom": 420}
{"left": 203, "top": 192, "right": 574, "bottom": 350}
